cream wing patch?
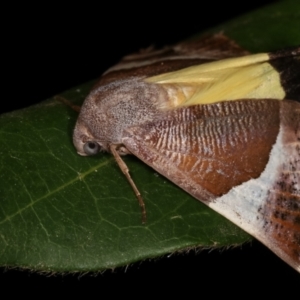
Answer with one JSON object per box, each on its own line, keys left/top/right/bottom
{"left": 208, "top": 113, "right": 300, "bottom": 272}
{"left": 146, "top": 53, "right": 285, "bottom": 109}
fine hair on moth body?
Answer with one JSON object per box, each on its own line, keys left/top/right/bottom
{"left": 72, "top": 34, "right": 300, "bottom": 272}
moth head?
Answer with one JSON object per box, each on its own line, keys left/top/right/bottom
{"left": 73, "top": 77, "right": 165, "bottom": 157}
{"left": 73, "top": 84, "right": 120, "bottom": 156}
{"left": 73, "top": 120, "right": 104, "bottom": 156}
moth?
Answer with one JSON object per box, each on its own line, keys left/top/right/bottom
{"left": 73, "top": 34, "right": 300, "bottom": 272}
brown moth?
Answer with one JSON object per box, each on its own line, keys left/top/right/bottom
{"left": 73, "top": 34, "right": 300, "bottom": 272}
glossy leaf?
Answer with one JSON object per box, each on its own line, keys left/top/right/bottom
{"left": 0, "top": 0, "right": 299, "bottom": 272}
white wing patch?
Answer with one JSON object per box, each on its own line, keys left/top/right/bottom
{"left": 208, "top": 116, "right": 300, "bottom": 271}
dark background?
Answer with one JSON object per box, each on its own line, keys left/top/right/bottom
{"left": 1, "top": 0, "right": 299, "bottom": 290}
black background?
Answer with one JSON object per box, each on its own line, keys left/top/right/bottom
{"left": 1, "top": 0, "right": 299, "bottom": 290}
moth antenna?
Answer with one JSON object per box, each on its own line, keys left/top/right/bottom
{"left": 55, "top": 95, "right": 81, "bottom": 112}
{"left": 110, "top": 144, "right": 147, "bottom": 224}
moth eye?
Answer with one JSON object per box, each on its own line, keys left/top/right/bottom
{"left": 83, "top": 141, "right": 100, "bottom": 156}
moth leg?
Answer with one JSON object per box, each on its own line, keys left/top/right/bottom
{"left": 110, "top": 144, "right": 146, "bottom": 224}
{"left": 55, "top": 95, "right": 81, "bottom": 112}
{"left": 118, "top": 146, "right": 132, "bottom": 155}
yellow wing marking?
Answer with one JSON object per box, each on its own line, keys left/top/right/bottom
{"left": 146, "top": 53, "right": 285, "bottom": 109}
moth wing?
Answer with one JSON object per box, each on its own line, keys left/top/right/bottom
{"left": 95, "top": 33, "right": 250, "bottom": 87}
{"left": 122, "top": 99, "right": 300, "bottom": 272}
{"left": 146, "top": 47, "right": 300, "bottom": 109}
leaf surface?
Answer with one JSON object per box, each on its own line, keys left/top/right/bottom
{"left": 0, "top": 0, "right": 299, "bottom": 272}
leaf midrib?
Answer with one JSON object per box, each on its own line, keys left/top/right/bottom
{"left": 0, "top": 158, "right": 114, "bottom": 225}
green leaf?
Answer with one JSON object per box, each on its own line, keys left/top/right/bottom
{"left": 0, "top": 0, "right": 299, "bottom": 272}
{"left": 212, "top": 0, "right": 300, "bottom": 51}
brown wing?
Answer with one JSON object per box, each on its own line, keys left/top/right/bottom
{"left": 94, "top": 33, "right": 249, "bottom": 87}
{"left": 122, "top": 99, "right": 300, "bottom": 271}
{"left": 123, "top": 99, "right": 281, "bottom": 201}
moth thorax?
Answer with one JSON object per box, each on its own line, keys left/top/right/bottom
{"left": 89, "top": 78, "right": 165, "bottom": 145}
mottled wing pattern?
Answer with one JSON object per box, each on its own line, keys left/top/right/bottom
{"left": 123, "top": 99, "right": 300, "bottom": 271}
{"left": 257, "top": 102, "right": 300, "bottom": 270}
{"left": 207, "top": 100, "right": 300, "bottom": 271}
{"left": 123, "top": 100, "right": 280, "bottom": 199}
